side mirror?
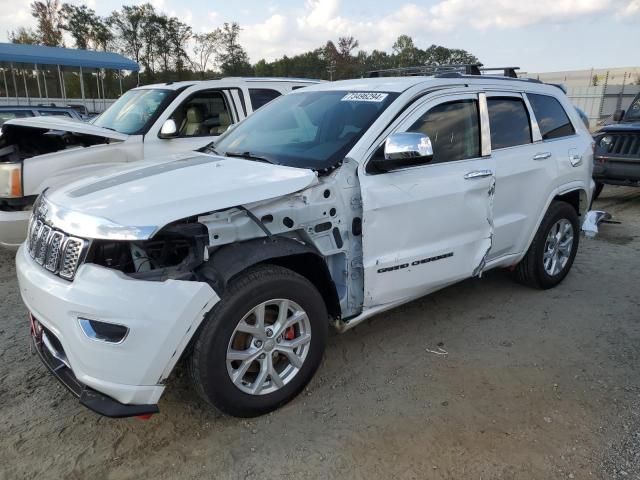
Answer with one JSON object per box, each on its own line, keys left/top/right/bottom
{"left": 613, "top": 109, "right": 625, "bottom": 122}
{"left": 372, "top": 132, "right": 434, "bottom": 172}
{"left": 159, "top": 119, "right": 178, "bottom": 138}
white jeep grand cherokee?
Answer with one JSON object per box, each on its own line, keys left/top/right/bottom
{"left": 16, "top": 72, "right": 594, "bottom": 418}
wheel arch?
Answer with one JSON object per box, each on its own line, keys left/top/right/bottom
{"left": 517, "top": 183, "right": 588, "bottom": 264}
{"left": 197, "top": 237, "right": 341, "bottom": 320}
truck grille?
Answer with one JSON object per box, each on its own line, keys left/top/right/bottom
{"left": 607, "top": 134, "right": 640, "bottom": 158}
{"left": 27, "top": 216, "right": 87, "bottom": 280}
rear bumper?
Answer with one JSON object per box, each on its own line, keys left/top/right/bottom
{"left": 0, "top": 209, "right": 30, "bottom": 248}
{"left": 593, "top": 156, "right": 640, "bottom": 185}
{"left": 16, "top": 244, "right": 219, "bottom": 413}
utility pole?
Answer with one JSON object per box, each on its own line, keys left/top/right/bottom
{"left": 327, "top": 60, "right": 336, "bottom": 81}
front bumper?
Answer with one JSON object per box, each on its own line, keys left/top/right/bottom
{"left": 16, "top": 244, "right": 219, "bottom": 414}
{"left": 593, "top": 155, "right": 640, "bottom": 185}
{"left": 0, "top": 209, "right": 30, "bottom": 248}
{"left": 31, "top": 318, "right": 160, "bottom": 417}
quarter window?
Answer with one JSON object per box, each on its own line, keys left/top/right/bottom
{"left": 408, "top": 99, "right": 480, "bottom": 163}
{"left": 527, "top": 93, "right": 575, "bottom": 140}
{"left": 249, "top": 89, "right": 281, "bottom": 110}
{"left": 487, "top": 97, "right": 532, "bottom": 149}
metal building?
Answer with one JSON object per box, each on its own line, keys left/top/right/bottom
{"left": 521, "top": 67, "right": 640, "bottom": 129}
{"left": 0, "top": 42, "right": 139, "bottom": 113}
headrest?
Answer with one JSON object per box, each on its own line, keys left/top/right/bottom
{"left": 186, "top": 105, "right": 204, "bottom": 123}
{"left": 218, "top": 112, "right": 231, "bottom": 125}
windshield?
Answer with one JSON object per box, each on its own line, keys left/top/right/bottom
{"left": 93, "top": 89, "right": 174, "bottom": 134}
{"left": 214, "top": 90, "right": 399, "bottom": 170}
{"left": 624, "top": 95, "right": 640, "bottom": 121}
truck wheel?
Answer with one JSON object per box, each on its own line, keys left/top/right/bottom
{"left": 515, "top": 201, "right": 579, "bottom": 290}
{"left": 189, "top": 264, "right": 328, "bottom": 417}
{"left": 591, "top": 181, "right": 604, "bottom": 205}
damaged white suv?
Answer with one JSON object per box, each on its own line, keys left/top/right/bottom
{"left": 17, "top": 72, "right": 593, "bottom": 418}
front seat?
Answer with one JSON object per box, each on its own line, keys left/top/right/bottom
{"left": 213, "top": 112, "right": 232, "bottom": 135}
{"left": 180, "top": 105, "right": 206, "bottom": 136}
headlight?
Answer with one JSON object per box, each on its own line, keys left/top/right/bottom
{"left": 0, "top": 163, "right": 23, "bottom": 198}
{"left": 599, "top": 135, "right": 614, "bottom": 150}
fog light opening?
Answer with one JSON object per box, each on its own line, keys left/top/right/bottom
{"left": 78, "top": 318, "right": 129, "bottom": 344}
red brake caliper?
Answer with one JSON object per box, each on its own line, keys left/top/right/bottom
{"left": 284, "top": 326, "right": 296, "bottom": 340}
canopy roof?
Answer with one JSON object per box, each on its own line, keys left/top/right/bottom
{"left": 0, "top": 42, "right": 139, "bottom": 71}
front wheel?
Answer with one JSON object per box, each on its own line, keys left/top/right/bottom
{"left": 515, "top": 201, "right": 580, "bottom": 289}
{"left": 189, "top": 265, "right": 328, "bottom": 417}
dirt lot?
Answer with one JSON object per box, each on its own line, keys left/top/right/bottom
{"left": 1, "top": 186, "right": 639, "bottom": 480}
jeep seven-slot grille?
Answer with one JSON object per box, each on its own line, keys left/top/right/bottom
{"left": 607, "top": 133, "right": 640, "bottom": 158}
{"left": 27, "top": 217, "right": 86, "bottom": 280}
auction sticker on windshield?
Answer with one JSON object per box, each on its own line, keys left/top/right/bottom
{"left": 341, "top": 92, "right": 389, "bottom": 102}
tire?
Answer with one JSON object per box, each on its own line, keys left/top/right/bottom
{"left": 591, "top": 181, "right": 604, "bottom": 206}
{"left": 515, "top": 201, "right": 580, "bottom": 290}
{"left": 189, "top": 264, "right": 328, "bottom": 417}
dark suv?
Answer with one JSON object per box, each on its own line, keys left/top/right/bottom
{"left": 593, "top": 93, "right": 640, "bottom": 196}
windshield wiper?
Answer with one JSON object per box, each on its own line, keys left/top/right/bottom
{"left": 224, "top": 151, "right": 276, "bottom": 164}
{"left": 199, "top": 142, "right": 219, "bottom": 155}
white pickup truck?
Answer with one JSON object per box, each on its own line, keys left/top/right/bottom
{"left": 0, "top": 77, "right": 320, "bottom": 247}
{"left": 17, "top": 71, "right": 594, "bottom": 419}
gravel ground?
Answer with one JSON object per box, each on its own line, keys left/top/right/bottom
{"left": 0, "top": 186, "right": 638, "bottom": 480}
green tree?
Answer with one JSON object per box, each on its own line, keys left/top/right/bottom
{"left": 31, "top": 0, "right": 63, "bottom": 46}
{"left": 109, "top": 4, "right": 150, "bottom": 69}
{"left": 420, "top": 45, "right": 479, "bottom": 65}
{"left": 60, "top": 4, "right": 112, "bottom": 51}
{"left": 218, "top": 22, "right": 252, "bottom": 76}
{"left": 9, "top": 27, "right": 39, "bottom": 44}
{"left": 392, "top": 34, "right": 419, "bottom": 67}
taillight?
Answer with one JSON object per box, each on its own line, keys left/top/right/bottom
{"left": 0, "top": 163, "right": 23, "bottom": 198}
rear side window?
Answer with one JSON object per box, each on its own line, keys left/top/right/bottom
{"left": 249, "top": 89, "right": 281, "bottom": 110}
{"left": 38, "top": 110, "right": 72, "bottom": 117}
{"left": 0, "top": 110, "right": 33, "bottom": 125}
{"left": 487, "top": 97, "right": 532, "bottom": 149}
{"left": 408, "top": 99, "right": 480, "bottom": 163}
{"left": 528, "top": 93, "right": 575, "bottom": 140}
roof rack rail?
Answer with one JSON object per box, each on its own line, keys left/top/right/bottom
{"left": 366, "top": 64, "right": 523, "bottom": 79}
{"left": 366, "top": 64, "right": 483, "bottom": 78}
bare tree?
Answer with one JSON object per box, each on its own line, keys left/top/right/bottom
{"left": 192, "top": 30, "right": 221, "bottom": 78}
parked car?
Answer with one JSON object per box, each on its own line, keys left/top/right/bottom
{"left": 16, "top": 70, "right": 593, "bottom": 419}
{"left": 592, "top": 92, "right": 640, "bottom": 199}
{"left": 0, "top": 105, "right": 84, "bottom": 126}
{"left": 0, "top": 77, "right": 321, "bottom": 247}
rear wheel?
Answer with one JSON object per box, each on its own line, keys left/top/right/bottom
{"left": 189, "top": 265, "right": 328, "bottom": 417}
{"left": 515, "top": 201, "right": 580, "bottom": 289}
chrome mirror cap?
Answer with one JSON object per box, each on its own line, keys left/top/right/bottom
{"left": 384, "top": 132, "right": 434, "bottom": 161}
{"left": 159, "top": 119, "right": 178, "bottom": 138}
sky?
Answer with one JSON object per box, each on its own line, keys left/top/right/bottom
{"left": 0, "top": 0, "right": 639, "bottom": 72}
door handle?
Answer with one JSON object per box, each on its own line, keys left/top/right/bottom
{"left": 533, "top": 152, "right": 552, "bottom": 161}
{"left": 464, "top": 169, "right": 493, "bottom": 180}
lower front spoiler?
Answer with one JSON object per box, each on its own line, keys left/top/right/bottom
{"left": 32, "top": 324, "right": 159, "bottom": 418}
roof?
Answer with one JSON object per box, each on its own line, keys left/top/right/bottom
{"left": 300, "top": 77, "right": 437, "bottom": 93}
{"left": 0, "top": 42, "right": 139, "bottom": 71}
{"left": 301, "top": 75, "right": 559, "bottom": 94}
{"left": 135, "top": 77, "right": 323, "bottom": 91}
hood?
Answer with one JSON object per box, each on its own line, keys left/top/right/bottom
{"left": 597, "top": 122, "right": 640, "bottom": 134}
{"left": 42, "top": 153, "right": 317, "bottom": 240}
{"left": 4, "top": 115, "right": 129, "bottom": 141}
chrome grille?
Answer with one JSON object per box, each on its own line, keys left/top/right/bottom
{"left": 59, "top": 238, "right": 84, "bottom": 280}
{"left": 27, "top": 215, "right": 87, "bottom": 281}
